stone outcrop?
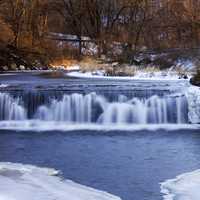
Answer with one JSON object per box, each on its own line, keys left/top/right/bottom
{"left": 190, "top": 71, "right": 200, "bottom": 86}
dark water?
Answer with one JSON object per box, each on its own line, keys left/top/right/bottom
{"left": 0, "top": 130, "right": 200, "bottom": 200}
{"left": 0, "top": 72, "right": 189, "bottom": 93}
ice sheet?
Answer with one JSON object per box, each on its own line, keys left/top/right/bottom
{"left": 161, "top": 169, "right": 200, "bottom": 200}
{"left": 0, "top": 162, "right": 121, "bottom": 200}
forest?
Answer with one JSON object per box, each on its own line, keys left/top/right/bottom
{"left": 0, "top": 0, "right": 200, "bottom": 77}
{"left": 1, "top": 2, "right": 200, "bottom": 199}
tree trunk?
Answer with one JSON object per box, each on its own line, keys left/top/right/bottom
{"left": 78, "top": 37, "right": 82, "bottom": 59}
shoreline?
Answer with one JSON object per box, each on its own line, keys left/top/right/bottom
{"left": 66, "top": 71, "right": 192, "bottom": 81}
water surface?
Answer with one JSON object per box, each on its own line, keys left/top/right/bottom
{"left": 0, "top": 130, "right": 200, "bottom": 200}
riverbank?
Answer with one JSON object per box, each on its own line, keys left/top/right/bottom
{"left": 0, "top": 162, "right": 121, "bottom": 200}
{"left": 0, "top": 45, "right": 50, "bottom": 71}
{"left": 161, "top": 169, "right": 200, "bottom": 200}
{"left": 66, "top": 70, "right": 191, "bottom": 81}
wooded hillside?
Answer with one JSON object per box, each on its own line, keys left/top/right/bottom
{"left": 0, "top": 0, "right": 200, "bottom": 65}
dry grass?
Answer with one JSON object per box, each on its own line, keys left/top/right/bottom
{"left": 50, "top": 58, "right": 78, "bottom": 69}
{"left": 137, "top": 66, "right": 161, "bottom": 73}
{"left": 79, "top": 57, "right": 104, "bottom": 72}
{"left": 50, "top": 57, "right": 103, "bottom": 71}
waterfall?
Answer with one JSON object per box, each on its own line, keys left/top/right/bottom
{"left": 0, "top": 93, "right": 27, "bottom": 120}
{"left": 34, "top": 93, "right": 187, "bottom": 124}
{"left": 98, "top": 95, "right": 187, "bottom": 124}
{"left": 0, "top": 92, "right": 188, "bottom": 124}
{"left": 35, "top": 93, "right": 104, "bottom": 123}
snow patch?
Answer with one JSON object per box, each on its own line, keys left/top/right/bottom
{"left": 67, "top": 71, "right": 190, "bottom": 81}
{"left": 0, "top": 162, "right": 121, "bottom": 200}
{"left": 161, "top": 169, "right": 200, "bottom": 200}
{"left": 186, "top": 86, "right": 200, "bottom": 123}
{"left": 175, "top": 59, "right": 196, "bottom": 71}
{"left": 0, "top": 84, "right": 9, "bottom": 88}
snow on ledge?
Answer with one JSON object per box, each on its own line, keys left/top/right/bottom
{"left": 186, "top": 86, "right": 200, "bottom": 124}
{"left": 161, "top": 169, "right": 200, "bottom": 200}
{"left": 0, "top": 162, "right": 122, "bottom": 200}
{"left": 67, "top": 71, "right": 190, "bottom": 81}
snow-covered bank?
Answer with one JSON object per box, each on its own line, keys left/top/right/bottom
{"left": 161, "top": 169, "right": 200, "bottom": 200}
{"left": 53, "top": 65, "right": 80, "bottom": 71}
{"left": 67, "top": 71, "right": 190, "bottom": 81}
{"left": 0, "top": 162, "right": 121, "bottom": 200}
{"left": 0, "top": 84, "right": 9, "bottom": 88}
{"left": 0, "top": 121, "right": 199, "bottom": 132}
{"left": 186, "top": 86, "right": 200, "bottom": 124}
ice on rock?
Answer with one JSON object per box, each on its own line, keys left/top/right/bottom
{"left": 161, "top": 169, "right": 200, "bottom": 200}
{"left": 186, "top": 86, "right": 200, "bottom": 124}
{"left": 0, "top": 162, "right": 122, "bottom": 200}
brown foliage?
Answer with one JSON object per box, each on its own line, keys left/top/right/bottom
{"left": 1, "top": 0, "right": 200, "bottom": 64}
{"left": 0, "top": 17, "right": 14, "bottom": 47}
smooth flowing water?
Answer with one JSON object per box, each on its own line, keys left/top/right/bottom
{"left": 0, "top": 91, "right": 188, "bottom": 124}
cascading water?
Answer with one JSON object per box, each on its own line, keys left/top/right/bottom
{"left": 98, "top": 94, "right": 187, "bottom": 124}
{"left": 0, "top": 93, "right": 27, "bottom": 120}
{"left": 35, "top": 93, "right": 100, "bottom": 123}
{"left": 0, "top": 92, "right": 188, "bottom": 124}
{"left": 34, "top": 93, "right": 188, "bottom": 124}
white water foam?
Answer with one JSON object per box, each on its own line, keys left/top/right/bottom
{"left": 0, "top": 162, "right": 121, "bottom": 200}
{"left": 0, "top": 93, "right": 27, "bottom": 120}
{"left": 0, "top": 120, "right": 199, "bottom": 132}
{"left": 161, "top": 169, "right": 200, "bottom": 200}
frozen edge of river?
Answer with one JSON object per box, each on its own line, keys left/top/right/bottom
{"left": 66, "top": 71, "right": 191, "bottom": 81}
{"left": 161, "top": 169, "right": 200, "bottom": 200}
{"left": 0, "top": 162, "right": 121, "bottom": 200}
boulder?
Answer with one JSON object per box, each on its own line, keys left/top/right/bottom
{"left": 2, "top": 66, "right": 8, "bottom": 71}
{"left": 10, "top": 63, "right": 17, "bottom": 70}
{"left": 190, "top": 71, "right": 200, "bottom": 86}
{"left": 19, "top": 65, "right": 25, "bottom": 70}
{"left": 112, "top": 62, "right": 119, "bottom": 67}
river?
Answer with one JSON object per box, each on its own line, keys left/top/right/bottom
{"left": 0, "top": 72, "right": 199, "bottom": 200}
